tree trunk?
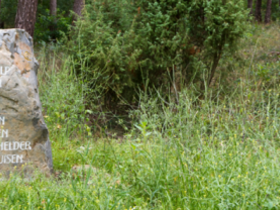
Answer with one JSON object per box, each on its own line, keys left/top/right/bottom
{"left": 50, "top": 0, "right": 57, "bottom": 34}
{"left": 265, "top": 0, "right": 272, "bottom": 24}
{"left": 50, "top": 0, "right": 57, "bottom": 16}
{"left": 0, "top": 0, "right": 4, "bottom": 29}
{"left": 248, "top": 0, "right": 253, "bottom": 15}
{"left": 255, "top": 0, "right": 262, "bottom": 22}
{"left": 73, "top": 0, "right": 84, "bottom": 22}
{"left": 15, "top": 0, "right": 38, "bottom": 37}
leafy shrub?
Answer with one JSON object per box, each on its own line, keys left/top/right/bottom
{"left": 68, "top": 0, "right": 248, "bottom": 109}
{"left": 34, "top": 8, "right": 72, "bottom": 43}
{"left": 0, "top": 0, "right": 17, "bottom": 27}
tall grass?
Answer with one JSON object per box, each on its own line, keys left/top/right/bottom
{"left": 0, "top": 24, "right": 279, "bottom": 209}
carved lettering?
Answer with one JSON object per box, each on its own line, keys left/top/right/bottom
{"left": 0, "top": 141, "right": 32, "bottom": 151}
{"left": 0, "top": 155, "right": 24, "bottom": 164}
{"left": 1, "top": 129, "right": 8, "bottom": 138}
{"left": 5, "top": 66, "right": 9, "bottom": 74}
{"left": 26, "top": 141, "right": 32, "bottom": 150}
{"left": 0, "top": 141, "right": 32, "bottom": 164}
{"left": 0, "top": 66, "right": 9, "bottom": 75}
{"left": 0, "top": 116, "right": 4, "bottom": 125}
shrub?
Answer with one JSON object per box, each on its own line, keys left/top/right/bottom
{"left": 68, "top": 0, "right": 248, "bottom": 109}
{"left": 34, "top": 8, "right": 72, "bottom": 43}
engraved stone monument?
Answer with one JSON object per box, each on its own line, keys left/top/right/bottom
{"left": 0, "top": 29, "right": 53, "bottom": 177}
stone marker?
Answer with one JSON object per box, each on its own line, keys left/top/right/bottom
{"left": 0, "top": 29, "right": 53, "bottom": 178}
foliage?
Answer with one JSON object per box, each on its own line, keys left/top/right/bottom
{"left": 0, "top": 0, "right": 18, "bottom": 27}
{"left": 14, "top": 23, "right": 276, "bottom": 209}
{"left": 2, "top": 3, "right": 280, "bottom": 210}
{"left": 0, "top": 0, "right": 74, "bottom": 41}
{"left": 270, "top": 0, "right": 280, "bottom": 20}
{"left": 36, "top": 44, "right": 91, "bottom": 138}
{"left": 246, "top": 0, "right": 280, "bottom": 22}
{"left": 68, "top": 0, "right": 248, "bottom": 108}
{"left": 34, "top": 8, "right": 72, "bottom": 43}
{"left": 5, "top": 51, "right": 280, "bottom": 208}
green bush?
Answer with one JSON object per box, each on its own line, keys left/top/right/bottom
{"left": 34, "top": 8, "right": 72, "bottom": 43}
{"left": 68, "top": 0, "right": 248, "bottom": 109}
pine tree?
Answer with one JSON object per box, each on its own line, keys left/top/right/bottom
{"left": 15, "top": 0, "right": 38, "bottom": 37}
{"left": 73, "top": 0, "right": 84, "bottom": 23}
{"left": 265, "top": 0, "right": 272, "bottom": 24}
{"left": 50, "top": 0, "right": 57, "bottom": 34}
{"left": 50, "top": 0, "right": 57, "bottom": 17}
{"left": 0, "top": 0, "right": 3, "bottom": 28}
{"left": 248, "top": 0, "right": 253, "bottom": 15}
{"left": 255, "top": 0, "right": 262, "bottom": 22}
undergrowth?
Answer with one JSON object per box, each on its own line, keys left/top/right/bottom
{"left": 0, "top": 24, "right": 279, "bottom": 209}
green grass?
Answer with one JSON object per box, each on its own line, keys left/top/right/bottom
{"left": 0, "top": 24, "right": 280, "bottom": 209}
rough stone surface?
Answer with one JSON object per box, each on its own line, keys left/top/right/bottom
{"left": 0, "top": 29, "right": 53, "bottom": 178}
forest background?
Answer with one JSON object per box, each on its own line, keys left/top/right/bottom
{"left": 0, "top": 0, "right": 280, "bottom": 209}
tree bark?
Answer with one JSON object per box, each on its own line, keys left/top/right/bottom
{"left": 255, "top": 0, "right": 262, "bottom": 22}
{"left": 73, "top": 0, "right": 84, "bottom": 22}
{"left": 15, "top": 0, "right": 38, "bottom": 37}
{"left": 50, "top": 0, "right": 57, "bottom": 16}
{"left": 265, "top": 0, "right": 272, "bottom": 24}
{"left": 0, "top": 0, "right": 3, "bottom": 29}
{"left": 50, "top": 0, "right": 57, "bottom": 34}
{"left": 248, "top": 0, "right": 253, "bottom": 15}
